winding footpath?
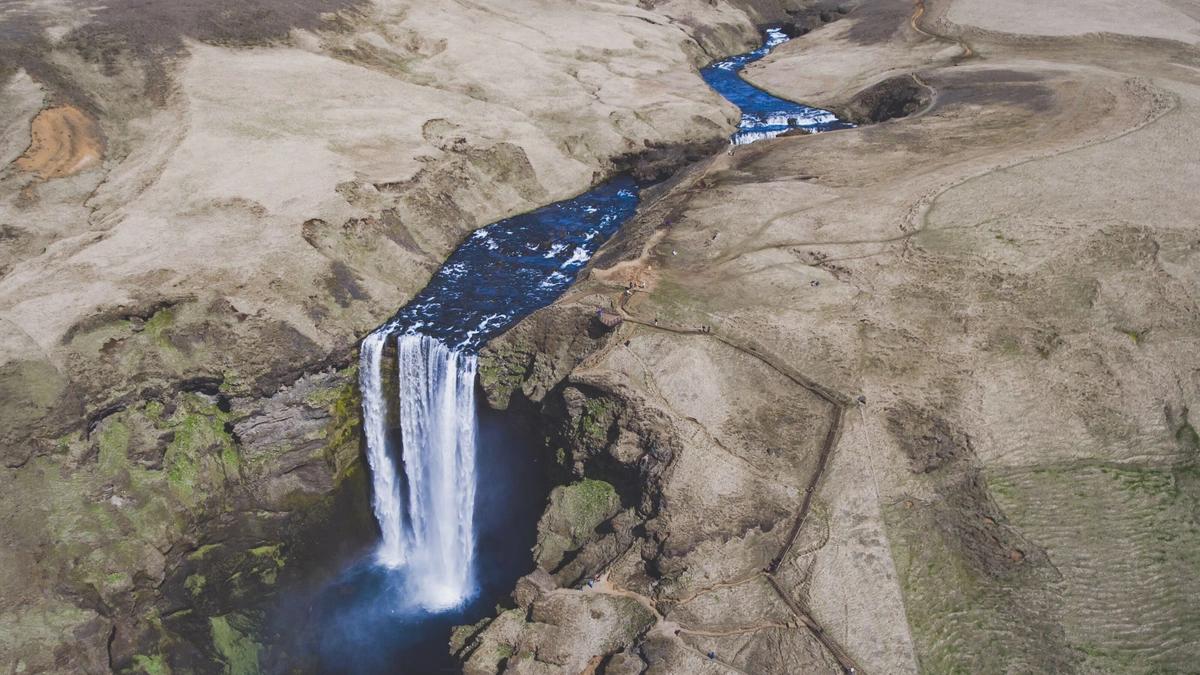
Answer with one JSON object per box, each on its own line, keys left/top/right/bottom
{"left": 564, "top": 9, "right": 982, "bottom": 669}
{"left": 554, "top": 26, "right": 874, "bottom": 671}
{"left": 911, "top": 0, "right": 974, "bottom": 60}
{"left": 611, "top": 287, "right": 863, "bottom": 674}
{"left": 568, "top": 4, "right": 1188, "bottom": 674}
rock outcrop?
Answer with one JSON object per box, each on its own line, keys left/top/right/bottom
{"left": 464, "top": 0, "right": 1200, "bottom": 671}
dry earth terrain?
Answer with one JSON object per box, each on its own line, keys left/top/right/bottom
{"left": 2, "top": 0, "right": 1198, "bottom": 672}
{"left": 0, "top": 0, "right": 834, "bottom": 671}
{"left": 466, "top": 0, "right": 1200, "bottom": 673}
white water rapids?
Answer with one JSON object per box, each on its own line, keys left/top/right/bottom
{"left": 359, "top": 331, "right": 479, "bottom": 610}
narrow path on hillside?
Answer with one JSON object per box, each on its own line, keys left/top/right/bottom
{"left": 911, "top": 0, "right": 974, "bottom": 60}
{"left": 583, "top": 286, "right": 864, "bottom": 674}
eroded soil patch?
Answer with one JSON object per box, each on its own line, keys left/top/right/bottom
{"left": 13, "top": 105, "right": 103, "bottom": 179}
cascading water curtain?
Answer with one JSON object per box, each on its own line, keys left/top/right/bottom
{"left": 396, "top": 333, "right": 478, "bottom": 609}
{"left": 359, "top": 331, "right": 407, "bottom": 568}
{"left": 359, "top": 330, "right": 478, "bottom": 610}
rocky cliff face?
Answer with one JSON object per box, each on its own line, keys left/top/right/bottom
{"left": 460, "top": 0, "right": 1200, "bottom": 672}
{"left": 0, "top": 0, "right": 829, "bottom": 671}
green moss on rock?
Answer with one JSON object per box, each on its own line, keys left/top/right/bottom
{"left": 162, "top": 395, "right": 239, "bottom": 501}
{"left": 577, "top": 398, "right": 615, "bottom": 445}
{"left": 562, "top": 478, "right": 619, "bottom": 532}
{"left": 455, "top": 608, "right": 528, "bottom": 673}
{"left": 327, "top": 380, "right": 360, "bottom": 452}
{"left": 185, "top": 574, "right": 206, "bottom": 597}
{"left": 188, "top": 543, "right": 223, "bottom": 561}
{"left": 210, "top": 615, "right": 261, "bottom": 675}
{"left": 247, "top": 544, "right": 286, "bottom": 585}
{"left": 131, "top": 654, "right": 170, "bottom": 675}
{"left": 98, "top": 419, "right": 132, "bottom": 471}
{"left": 477, "top": 354, "right": 528, "bottom": 410}
{"left": 219, "top": 369, "right": 249, "bottom": 397}
{"left": 535, "top": 479, "right": 621, "bottom": 569}
{"left": 143, "top": 307, "right": 175, "bottom": 350}
{"left": 449, "top": 615, "right": 492, "bottom": 656}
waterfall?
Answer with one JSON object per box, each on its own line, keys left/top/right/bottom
{"left": 359, "top": 331, "right": 406, "bottom": 568}
{"left": 396, "top": 333, "right": 478, "bottom": 609}
{"left": 359, "top": 330, "right": 478, "bottom": 610}
{"left": 349, "top": 179, "right": 637, "bottom": 614}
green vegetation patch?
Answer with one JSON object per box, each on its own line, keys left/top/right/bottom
{"left": 219, "top": 369, "right": 249, "bottom": 397}
{"left": 247, "top": 543, "right": 286, "bottom": 585}
{"left": 163, "top": 394, "right": 239, "bottom": 502}
{"left": 210, "top": 614, "right": 261, "bottom": 675}
{"left": 185, "top": 573, "right": 206, "bottom": 597}
{"left": 884, "top": 496, "right": 1071, "bottom": 674}
{"left": 1117, "top": 327, "right": 1147, "bottom": 345}
{"left": 188, "top": 543, "right": 223, "bottom": 561}
{"left": 982, "top": 463, "right": 1200, "bottom": 672}
{"left": 131, "top": 654, "right": 170, "bottom": 675}
{"left": 577, "top": 398, "right": 615, "bottom": 444}
{"left": 143, "top": 307, "right": 176, "bottom": 350}
{"left": 535, "top": 479, "right": 621, "bottom": 570}
{"left": 558, "top": 478, "right": 619, "bottom": 539}
{"left": 326, "top": 380, "right": 361, "bottom": 451}
{"left": 476, "top": 342, "right": 531, "bottom": 409}
{"left": 98, "top": 419, "right": 133, "bottom": 471}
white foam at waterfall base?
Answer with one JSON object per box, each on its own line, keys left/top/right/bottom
{"left": 358, "top": 331, "right": 480, "bottom": 610}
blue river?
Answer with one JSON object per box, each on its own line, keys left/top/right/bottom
{"left": 368, "top": 29, "right": 851, "bottom": 356}
{"left": 702, "top": 27, "right": 853, "bottom": 144}
{"left": 279, "top": 27, "right": 847, "bottom": 674}
{"left": 380, "top": 177, "right": 639, "bottom": 351}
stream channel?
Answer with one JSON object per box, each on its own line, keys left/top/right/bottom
{"left": 288, "top": 26, "right": 848, "bottom": 673}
